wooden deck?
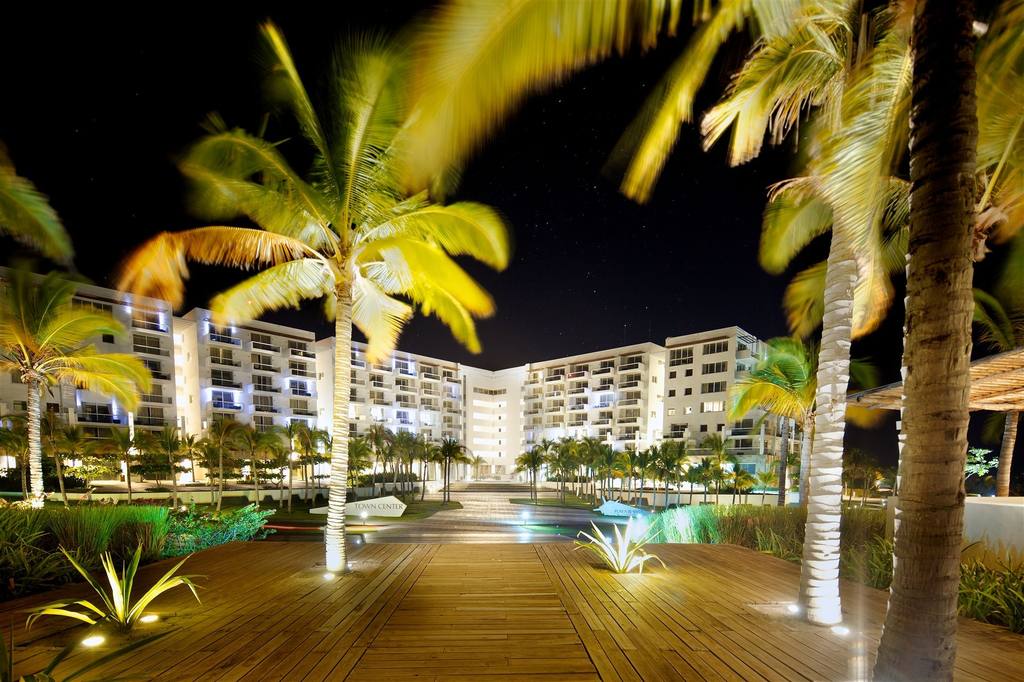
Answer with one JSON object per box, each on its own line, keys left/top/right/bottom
{"left": 3, "top": 542, "right": 1021, "bottom": 680}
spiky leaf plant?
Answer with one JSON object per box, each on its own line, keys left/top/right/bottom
{"left": 574, "top": 518, "right": 664, "bottom": 575}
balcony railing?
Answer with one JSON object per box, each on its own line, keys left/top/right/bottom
{"left": 373, "top": 399, "right": 390, "bottom": 406}
{"left": 150, "top": 370, "right": 171, "bottom": 381}
{"left": 212, "top": 401, "right": 242, "bottom": 411}
{"left": 253, "top": 385, "right": 280, "bottom": 393}
{"left": 252, "top": 364, "right": 279, "bottom": 373}
{"left": 567, "top": 387, "right": 587, "bottom": 395}
{"left": 251, "top": 341, "right": 280, "bottom": 353}
{"left": 289, "top": 347, "right": 315, "bottom": 359}
{"left": 211, "top": 378, "right": 241, "bottom": 389}
{"left": 132, "top": 319, "right": 167, "bottom": 333}
{"left": 134, "top": 416, "right": 167, "bottom": 426}
{"left": 139, "top": 394, "right": 172, "bottom": 404}
{"left": 133, "top": 345, "right": 169, "bottom": 357}
{"left": 664, "top": 432, "right": 686, "bottom": 440}
{"left": 592, "top": 418, "right": 610, "bottom": 426}
{"left": 395, "top": 384, "right": 416, "bottom": 393}
{"left": 545, "top": 406, "right": 564, "bottom": 413}
{"left": 545, "top": 375, "right": 565, "bottom": 383}
{"left": 210, "top": 333, "right": 241, "bottom": 346}
{"left": 254, "top": 405, "right": 279, "bottom": 413}
{"left": 290, "top": 368, "right": 314, "bottom": 378}
{"left": 569, "top": 404, "right": 588, "bottom": 411}
{"left": 617, "top": 417, "right": 639, "bottom": 424}
{"left": 619, "top": 380, "right": 640, "bottom": 389}
{"left": 443, "top": 375, "right": 459, "bottom": 384}
{"left": 619, "top": 362, "right": 643, "bottom": 371}
{"left": 525, "top": 409, "right": 541, "bottom": 416}
{"left": 544, "top": 391, "right": 563, "bottom": 399}
{"left": 567, "top": 370, "right": 588, "bottom": 379}
{"left": 290, "top": 388, "right": 312, "bottom": 397}
{"left": 77, "top": 413, "right": 119, "bottom": 424}
{"left": 618, "top": 398, "right": 640, "bottom": 406}
{"left": 350, "top": 358, "right": 366, "bottom": 368}
{"left": 592, "top": 367, "right": 613, "bottom": 375}
{"left": 291, "top": 408, "right": 316, "bottom": 416}
{"left": 210, "top": 357, "right": 241, "bottom": 367}
{"left": 420, "top": 372, "right": 440, "bottom": 381}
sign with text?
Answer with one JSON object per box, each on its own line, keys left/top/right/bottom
{"left": 311, "top": 495, "right": 407, "bottom": 518}
{"left": 595, "top": 500, "right": 647, "bottom": 517}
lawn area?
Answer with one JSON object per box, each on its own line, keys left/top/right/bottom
{"left": 510, "top": 494, "right": 595, "bottom": 511}
{"left": 209, "top": 496, "right": 463, "bottom": 524}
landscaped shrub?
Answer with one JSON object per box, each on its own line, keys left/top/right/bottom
{"left": 959, "top": 559, "right": 1024, "bottom": 633}
{"left": 357, "top": 472, "right": 420, "bottom": 485}
{"left": 163, "top": 504, "right": 274, "bottom": 557}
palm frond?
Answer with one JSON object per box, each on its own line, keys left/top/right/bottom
{"left": 117, "top": 227, "right": 317, "bottom": 308}
{"left": 48, "top": 352, "right": 152, "bottom": 411}
{"left": 760, "top": 177, "right": 832, "bottom": 274}
{"left": 404, "top": 0, "right": 682, "bottom": 192}
{"left": 209, "top": 258, "right": 335, "bottom": 325}
{"left": 351, "top": 273, "right": 413, "bottom": 363}
{"left": 783, "top": 260, "right": 827, "bottom": 338}
{"left": 0, "top": 147, "right": 73, "bottom": 264}
{"left": 973, "top": 288, "right": 1017, "bottom": 352}
{"left": 362, "top": 199, "right": 511, "bottom": 270}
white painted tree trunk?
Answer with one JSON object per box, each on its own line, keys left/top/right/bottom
{"left": 799, "top": 416, "right": 812, "bottom": 506}
{"left": 798, "top": 238, "right": 856, "bottom": 625}
{"left": 26, "top": 377, "right": 44, "bottom": 499}
{"left": 325, "top": 285, "right": 353, "bottom": 573}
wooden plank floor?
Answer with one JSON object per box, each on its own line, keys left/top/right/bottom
{"left": 2, "top": 542, "right": 1021, "bottom": 680}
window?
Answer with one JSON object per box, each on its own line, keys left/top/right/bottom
{"left": 132, "top": 310, "right": 164, "bottom": 332}
{"left": 254, "top": 375, "right": 274, "bottom": 391}
{"left": 12, "top": 401, "right": 27, "bottom": 412}
{"left": 684, "top": 388, "right": 693, "bottom": 396}
{"left": 685, "top": 406, "right": 693, "bottom": 415}
{"left": 72, "top": 297, "right": 112, "bottom": 314}
{"left": 473, "top": 387, "right": 506, "bottom": 395}
{"left": 210, "top": 347, "right": 236, "bottom": 366}
{"left": 702, "top": 361, "right": 728, "bottom": 375}
{"left": 701, "top": 381, "right": 727, "bottom": 394}
{"left": 699, "top": 424, "right": 708, "bottom": 433}
{"left": 685, "top": 369, "right": 693, "bottom": 377}
{"left": 46, "top": 403, "right": 59, "bottom": 413}
{"left": 211, "top": 390, "right": 237, "bottom": 409}
{"left": 703, "top": 340, "right": 729, "bottom": 355}
{"left": 667, "top": 408, "right": 676, "bottom": 416}
{"left": 717, "top": 423, "right": 724, "bottom": 432}
{"left": 101, "top": 334, "right": 114, "bottom": 344}
{"left": 290, "top": 361, "right": 311, "bottom": 377}
{"left": 667, "top": 389, "right": 676, "bottom": 398}
{"left": 669, "top": 347, "right": 693, "bottom": 366}
{"left": 254, "top": 415, "right": 274, "bottom": 432}
{"left": 143, "top": 359, "right": 166, "bottom": 379}
{"left": 291, "top": 380, "right": 310, "bottom": 396}
{"left": 669, "top": 370, "right": 677, "bottom": 379}
{"left": 133, "top": 333, "right": 163, "bottom": 356}
{"left": 252, "top": 332, "right": 271, "bottom": 345}
{"left": 700, "top": 401, "right": 725, "bottom": 413}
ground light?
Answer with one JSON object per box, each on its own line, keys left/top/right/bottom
{"left": 786, "top": 604, "right": 801, "bottom": 614}
{"left": 831, "top": 625, "right": 851, "bottom": 637}
{"left": 323, "top": 572, "right": 335, "bottom": 580}
{"left": 81, "top": 635, "right": 104, "bottom": 648}
{"left": 359, "top": 511, "right": 368, "bottom": 519}
{"left": 139, "top": 614, "right": 159, "bottom": 624}
{"left": 519, "top": 510, "right": 530, "bottom": 522}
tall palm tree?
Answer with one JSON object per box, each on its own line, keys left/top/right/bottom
{"left": 653, "top": 443, "right": 683, "bottom": 511}
{"left": 733, "top": 468, "right": 756, "bottom": 504}
{"left": 875, "top": 2, "right": 979, "bottom": 676}
{"left": 103, "top": 427, "right": 140, "bottom": 504}
{"left": 694, "top": 458, "right": 715, "bottom": 505}
{"left": 684, "top": 463, "right": 701, "bottom": 506}
{"left": 972, "top": 267, "right": 1024, "bottom": 496}
{"left": 422, "top": 440, "right": 441, "bottom": 501}
{"left": 0, "top": 269, "right": 150, "bottom": 499}
{"left": 116, "top": 23, "right": 510, "bottom": 574}
{"left": 40, "top": 412, "right": 70, "bottom": 507}
{"left": 293, "top": 425, "right": 328, "bottom": 504}
{"left": 234, "top": 425, "right": 280, "bottom": 507}
{"left": 0, "top": 144, "right": 73, "bottom": 264}
{"left": 202, "top": 419, "right": 243, "bottom": 512}
{"left": 263, "top": 437, "right": 291, "bottom": 508}
{"left": 634, "top": 447, "right": 654, "bottom": 505}
{"left": 148, "top": 426, "right": 186, "bottom": 508}
{"left": 730, "top": 337, "right": 816, "bottom": 506}
{"left": 700, "top": 433, "right": 729, "bottom": 502}
{"left": 438, "top": 437, "right": 468, "bottom": 503}
{"left": 179, "top": 433, "right": 201, "bottom": 493}
{"left": 515, "top": 446, "right": 545, "bottom": 502}
{"left": 366, "top": 423, "right": 395, "bottom": 497}
{"left": 548, "top": 439, "right": 578, "bottom": 504}
{"left": 347, "top": 436, "right": 373, "bottom": 501}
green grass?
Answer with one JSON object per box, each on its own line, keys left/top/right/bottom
{"left": 509, "top": 495, "right": 596, "bottom": 511}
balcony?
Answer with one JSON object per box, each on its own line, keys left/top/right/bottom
{"left": 254, "top": 405, "right": 279, "bottom": 414}
{"left": 210, "top": 333, "right": 241, "bottom": 346}
{"left": 212, "top": 401, "right": 242, "bottom": 411}
{"left": 132, "top": 319, "right": 167, "bottom": 333}
{"left": 569, "top": 404, "right": 588, "bottom": 411}
{"left": 664, "top": 431, "right": 686, "bottom": 440}
{"left": 619, "top": 362, "right": 643, "bottom": 372}
{"left": 421, "top": 404, "right": 440, "bottom": 412}
{"left": 134, "top": 345, "right": 169, "bottom": 357}
{"left": 369, "top": 380, "right": 388, "bottom": 389}
{"left": 291, "top": 408, "right": 316, "bottom": 417}
{"left": 398, "top": 418, "right": 414, "bottom": 425}
{"left": 617, "top": 417, "right": 639, "bottom": 425}
{"left": 592, "top": 418, "right": 610, "bottom": 426}
{"left": 420, "top": 372, "right": 440, "bottom": 381}
{"left": 544, "top": 391, "right": 563, "bottom": 399}
{"left": 545, "top": 375, "right": 565, "bottom": 383}
{"left": 372, "top": 399, "right": 390, "bottom": 406}
{"left": 290, "top": 388, "right": 312, "bottom": 397}
{"left": 395, "top": 383, "right": 417, "bottom": 393}
{"left": 77, "top": 412, "right": 119, "bottom": 424}
{"left": 592, "top": 367, "right": 613, "bottom": 376}
{"left": 592, "top": 384, "right": 615, "bottom": 393}
{"left": 210, "top": 357, "right": 241, "bottom": 367}
{"left": 253, "top": 385, "right": 280, "bottom": 393}
{"left": 289, "top": 347, "right": 315, "bottom": 359}
{"left": 211, "top": 378, "right": 242, "bottom": 389}
{"left": 619, "top": 380, "right": 640, "bottom": 389}
{"left": 350, "top": 358, "right": 366, "bottom": 369}
{"left": 150, "top": 370, "right": 171, "bottom": 381}
{"left": 567, "top": 370, "right": 589, "bottom": 379}
{"left": 567, "top": 387, "right": 587, "bottom": 395}
{"left": 525, "top": 409, "right": 541, "bottom": 416}
{"left": 290, "top": 368, "right": 314, "bottom": 378}
{"left": 251, "top": 341, "right": 280, "bottom": 353}
{"left": 545, "top": 405, "right": 564, "bottom": 413}
{"left": 252, "top": 363, "right": 279, "bottom": 373}
{"left": 617, "top": 433, "right": 639, "bottom": 441}
{"left": 134, "top": 416, "right": 167, "bottom": 427}
{"left": 443, "top": 375, "right": 460, "bottom": 384}
{"left": 139, "top": 394, "right": 172, "bottom": 404}
{"left": 618, "top": 398, "right": 640, "bottom": 407}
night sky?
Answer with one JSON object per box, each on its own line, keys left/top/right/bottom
{"left": 1, "top": 3, "right": 1016, "bottom": 473}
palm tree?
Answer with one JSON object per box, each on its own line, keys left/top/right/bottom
{"left": 422, "top": 440, "right": 442, "bottom": 501}
{"left": 589, "top": 443, "right": 621, "bottom": 503}
{"left": 730, "top": 337, "right": 816, "bottom": 506}
{"left": 234, "top": 426, "right": 281, "bottom": 508}
{"left": 346, "top": 436, "right": 373, "bottom": 501}
{"left": 515, "top": 447, "right": 545, "bottom": 502}
{"left": 150, "top": 426, "right": 188, "bottom": 508}
{"left": 0, "top": 268, "right": 150, "bottom": 499}
{"left": 438, "top": 437, "right": 468, "bottom": 504}
{"left": 179, "top": 433, "right": 201, "bottom": 492}
{"left": 263, "top": 438, "right": 291, "bottom": 508}
{"left": 116, "top": 24, "right": 510, "bottom": 574}
{"left": 972, "top": 270, "right": 1024, "bottom": 496}
{"left": 366, "top": 423, "right": 395, "bottom": 497}
{"left": 102, "top": 427, "right": 140, "bottom": 504}
{"left": 294, "top": 425, "right": 328, "bottom": 504}
{"left": 202, "top": 419, "right": 243, "bottom": 512}
{"left": 875, "top": 2, "right": 980, "bottom": 675}
{"left": 653, "top": 443, "right": 683, "bottom": 511}
{"left": 756, "top": 470, "right": 778, "bottom": 506}
{"left": 548, "top": 439, "right": 578, "bottom": 504}
{"left": 694, "top": 458, "right": 715, "bottom": 505}
{"left": 0, "top": 144, "right": 73, "bottom": 264}
{"left": 700, "top": 434, "right": 730, "bottom": 502}
{"left": 733, "top": 468, "right": 756, "bottom": 504}
{"left": 40, "top": 412, "right": 70, "bottom": 507}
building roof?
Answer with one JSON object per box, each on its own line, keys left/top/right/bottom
{"left": 850, "top": 347, "right": 1024, "bottom": 412}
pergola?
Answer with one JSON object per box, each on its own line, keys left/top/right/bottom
{"left": 851, "top": 347, "right": 1024, "bottom": 412}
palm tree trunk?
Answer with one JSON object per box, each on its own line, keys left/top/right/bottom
{"left": 874, "top": 2, "right": 977, "bottom": 676}
{"left": 278, "top": 472, "right": 284, "bottom": 509}
{"left": 217, "top": 449, "right": 224, "bottom": 512}
{"left": 996, "top": 412, "right": 1018, "bottom": 497}
{"left": 777, "top": 418, "right": 790, "bottom": 507}
{"left": 325, "top": 285, "right": 353, "bottom": 573}
{"left": 798, "top": 236, "right": 857, "bottom": 626}
{"left": 26, "top": 378, "right": 44, "bottom": 499}
{"left": 53, "top": 453, "right": 68, "bottom": 507}
{"left": 126, "top": 456, "right": 133, "bottom": 504}
{"left": 252, "top": 455, "right": 260, "bottom": 507}
{"left": 287, "top": 463, "right": 294, "bottom": 512}
{"left": 663, "top": 480, "right": 669, "bottom": 511}
{"left": 20, "top": 462, "right": 28, "bottom": 499}
{"left": 167, "top": 453, "right": 177, "bottom": 508}
{"left": 799, "top": 416, "right": 812, "bottom": 506}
